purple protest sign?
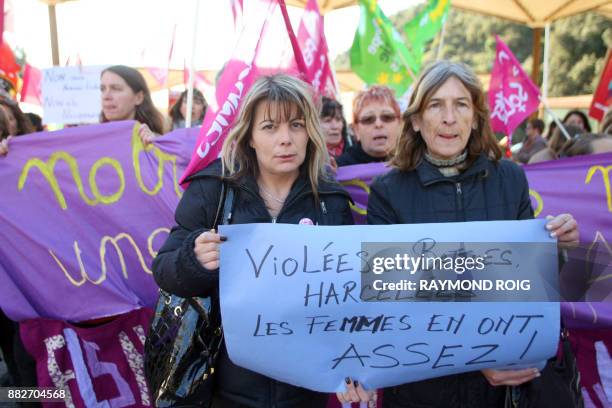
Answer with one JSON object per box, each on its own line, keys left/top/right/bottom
{"left": 0, "top": 121, "right": 196, "bottom": 322}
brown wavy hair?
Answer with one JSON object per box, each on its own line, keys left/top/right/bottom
{"left": 100, "top": 65, "right": 165, "bottom": 134}
{"left": 391, "top": 60, "right": 501, "bottom": 171}
{"left": 0, "top": 96, "right": 34, "bottom": 136}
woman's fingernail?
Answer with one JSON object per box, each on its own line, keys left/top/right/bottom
{"left": 354, "top": 380, "right": 359, "bottom": 387}
{"left": 345, "top": 377, "right": 351, "bottom": 384}
{"left": 220, "top": 235, "right": 228, "bottom": 242}
{"left": 550, "top": 232, "right": 556, "bottom": 238}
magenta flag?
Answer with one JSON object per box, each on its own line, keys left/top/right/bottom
{"left": 21, "top": 308, "right": 153, "bottom": 408}
{"left": 20, "top": 63, "right": 42, "bottom": 105}
{"left": 489, "top": 35, "right": 541, "bottom": 136}
{"left": 180, "top": 0, "right": 308, "bottom": 183}
{"left": 1, "top": 0, "right": 4, "bottom": 45}
{"left": 296, "top": 0, "right": 338, "bottom": 97}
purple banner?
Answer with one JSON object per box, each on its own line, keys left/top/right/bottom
{"left": 0, "top": 121, "right": 196, "bottom": 321}
{"left": 524, "top": 154, "right": 612, "bottom": 328}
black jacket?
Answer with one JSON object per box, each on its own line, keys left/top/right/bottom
{"left": 336, "top": 142, "right": 388, "bottom": 167}
{"left": 367, "top": 155, "right": 533, "bottom": 408}
{"left": 368, "top": 155, "right": 533, "bottom": 225}
{"left": 153, "top": 160, "right": 353, "bottom": 408}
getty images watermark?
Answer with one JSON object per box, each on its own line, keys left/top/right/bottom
{"left": 360, "top": 241, "right": 562, "bottom": 302}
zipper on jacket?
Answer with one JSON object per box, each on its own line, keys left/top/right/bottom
{"left": 455, "top": 182, "right": 464, "bottom": 219}
{"left": 270, "top": 378, "right": 276, "bottom": 408}
{"left": 271, "top": 216, "right": 277, "bottom": 223}
{"left": 320, "top": 201, "right": 328, "bottom": 214}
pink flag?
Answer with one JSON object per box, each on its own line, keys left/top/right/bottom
{"left": 489, "top": 35, "right": 540, "bottom": 136}
{"left": 1, "top": 0, "right": 4, "bottom": 45}
{"left": 179, "top": 0, "right": 304, "bottom": 184}
{"left": 20, "top": 63, "right": 42, "bottom": 105}
{"left": 296, "top": 0, "right": 337, "bottom": 97}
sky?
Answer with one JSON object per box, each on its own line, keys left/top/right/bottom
{"left": 7, "top": 0, "right": 419, "bottom": 71}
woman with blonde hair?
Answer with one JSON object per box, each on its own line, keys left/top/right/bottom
{"left": 368, "top": 60, "right": 579, "bottom": 407}
{"left": 153, "top": 74, "right": 355, "bottom": 407}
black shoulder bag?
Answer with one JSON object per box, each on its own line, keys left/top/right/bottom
{"left": 145, "top": 181, "right": 235, "bottom": 408}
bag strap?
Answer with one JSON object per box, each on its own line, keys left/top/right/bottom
{"left": 221, "top": 187, "right": 235, "bottom": 225}
{"left": 212, "top": 179, "right": 236, "bottom": 229}
{"left": 212, "top": 181, "right": 227, "bottom": 230}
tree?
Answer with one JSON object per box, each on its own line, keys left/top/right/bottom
{"left": 337, "top": 7, "right": 610, "bottom": 97}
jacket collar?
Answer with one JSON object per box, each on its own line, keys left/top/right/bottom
{"left": 416, "top": 154, "right": 490, "bottom": 186}
{"left": 349, "top": 143, "right": 387, "bottom": 164}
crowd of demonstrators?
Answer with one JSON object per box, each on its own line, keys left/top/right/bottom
{"left": 365, "top": 61, "right": 579, "bottom": 408}
{"left": 2, "top": 53, "right": 609, "bottom": 407}
{"left": 169, "top": 88, "right": 208, "bottom": 130}
{"left": 514, "top": 118, "right": 546, "bottom": 163}
{"left": 319, "top": 96, "right": 352, "bottom": 159}
{"left": 336, "top": 85, "right": 401, "bottom": 166}
{"left": 100, "top": 65, "right": 167, "bottom": 144}
{"left": 152, "top": 74, "right": 358, "bottom": 407}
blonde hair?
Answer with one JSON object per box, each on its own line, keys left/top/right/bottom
{"left": 221, "top": 74, "right": 329, "bottom": 197}
{"left": 391, "top": 60, "right": 502, "bottom": 171}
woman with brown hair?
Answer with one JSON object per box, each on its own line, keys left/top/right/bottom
{"left": 169, "top": 89, "right": 208, "bottom": 130}
{"left": 0, "top": 95, "right": 34, "bottom": 137}
{"left": 100, "top": 65, "right": 166, "bottom": 144}
{"left": 367, "top": 60, "right": 579, "bottom": 407}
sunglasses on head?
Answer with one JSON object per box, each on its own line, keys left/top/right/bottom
{"left": 357, "top": 113, "right": 398, "bottom": 125}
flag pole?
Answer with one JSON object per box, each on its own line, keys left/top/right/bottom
{"left": 540, "top": 97, "right": 571, "bottom": 140}
{"left": 436, "top": 9, "right": 449, "bottom": 61}
{"left": 541, "top": 22, "right": 550, "bottom": 120}
{"left": 278, "top": 0, "right": 308, "bottom": 75}
{"left": 186, "top": 0, "right": 201, "bottom": 129}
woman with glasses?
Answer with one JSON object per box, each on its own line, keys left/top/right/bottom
{"left": 336, "top": 86, "right": 401, "bottom": 167}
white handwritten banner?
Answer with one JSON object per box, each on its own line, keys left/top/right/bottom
{"left": 42, "top": 66, "right": 104, "bottom": 125}
{"left": 219, "top": 221, "right": 560, "bottom": 392}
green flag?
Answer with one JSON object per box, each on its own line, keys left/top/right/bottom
{"left": 350, "top": 0, "right": 418, "bottom": 96}
{"left": 403, "top": 0, "right": 450, "bottom": 61}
